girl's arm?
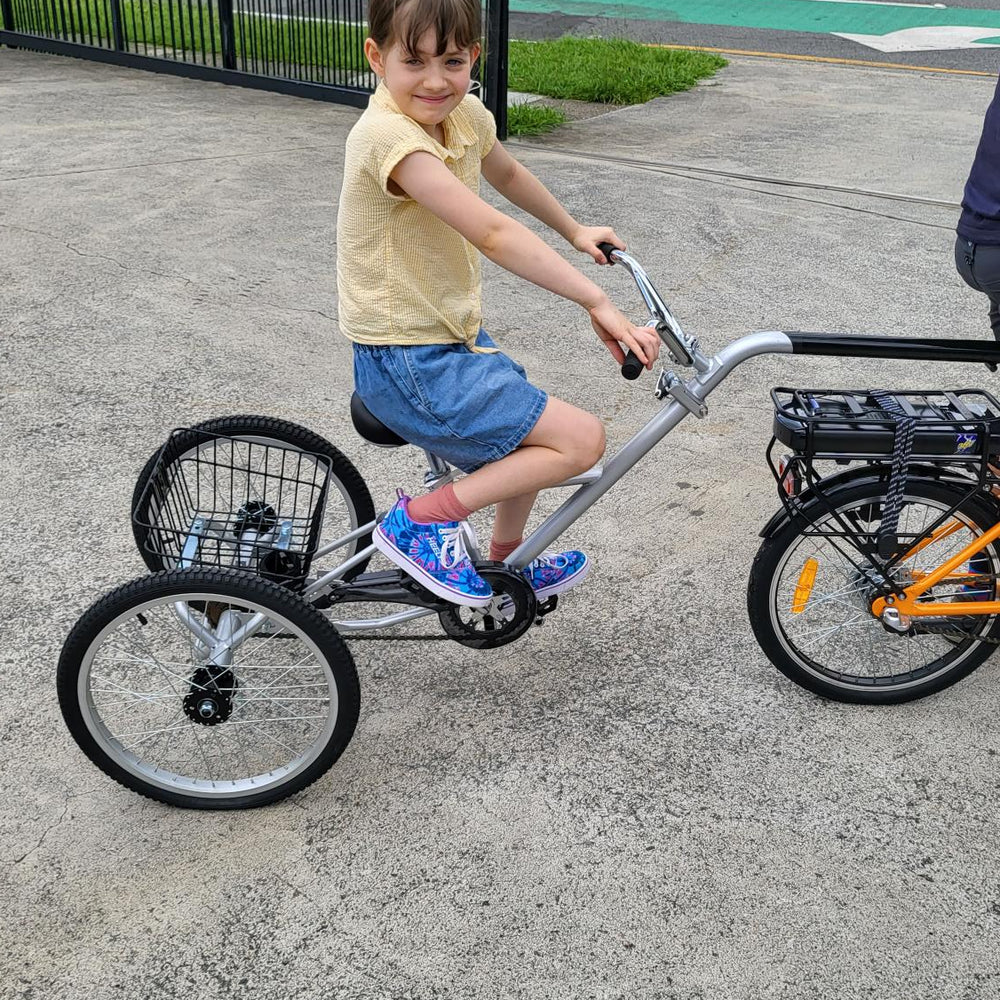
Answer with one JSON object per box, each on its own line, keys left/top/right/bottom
{"left": 390, "top": 151, "right": 659, "bottom": 367}
{"left": 480, "top": 141, "right": 621, "bottom": 264}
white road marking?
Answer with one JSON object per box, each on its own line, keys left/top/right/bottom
{"left": 836, "top": 25, "right": 1000, "bottom": 51}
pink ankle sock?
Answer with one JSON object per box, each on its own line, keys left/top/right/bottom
{"left": 490, "top": 536, "right": 523, "bottom": 562}
{"left": 408, "top": 482, "right": 473, "bottom": 524}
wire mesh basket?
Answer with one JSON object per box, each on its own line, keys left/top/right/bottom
{"left": 132, "top": 427, "right": 332, "bottom": 587}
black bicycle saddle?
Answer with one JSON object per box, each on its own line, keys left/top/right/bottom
{"left": 350, "top": 392, "right": 407, "bottom": 448}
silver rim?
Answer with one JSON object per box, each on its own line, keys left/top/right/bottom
{"left": 77, "top": 590, "right": 339, "bottom": 799}
{"left": 769, "top": 491, "right": 996, "bottom": 692}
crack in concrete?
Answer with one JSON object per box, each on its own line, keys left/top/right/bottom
{"left": 10, "top": 800, "right": 70, "bottom": 865}
{"left": 7, "top": 787, "right": 105, "bottom": 866}
{"left": 513, "top": 143, "right": 957, "bottom": 232}
{"left": 258, "top": 301, "right": 338, "bottom": 323}
{"left": 1, "top": 223, "right": 195, "bottom": 285}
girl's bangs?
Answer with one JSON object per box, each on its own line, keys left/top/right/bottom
{"left": 398, "top": 0, "right": 481, "bottom": 55}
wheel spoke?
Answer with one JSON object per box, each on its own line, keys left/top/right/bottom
{"left": 766, "top": 484, "right": 997, "bottom": 694}
{"left": 75, "top": 585, "right": 345, "bottom": 799}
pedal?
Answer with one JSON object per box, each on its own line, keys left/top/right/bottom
{"left": 534, "top": 595, "right": 558, "bottom": 623}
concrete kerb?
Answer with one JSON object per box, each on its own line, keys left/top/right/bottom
{"left": 3, "top": 46, "right": 1000, "bottom": 999}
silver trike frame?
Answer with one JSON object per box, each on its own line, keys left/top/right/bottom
{"left": 299, "top": 249, "right": 795, "bottom": 635}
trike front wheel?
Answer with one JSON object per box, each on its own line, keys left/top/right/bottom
{"left": 748, "top": 476, "right": 1000, "bottom": 704}
{"left": 58, "top": 569, "right": 360, "bottom": 809}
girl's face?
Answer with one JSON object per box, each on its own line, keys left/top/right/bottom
{"left": 365, "top": 29, "right": 480, "bottom": 135}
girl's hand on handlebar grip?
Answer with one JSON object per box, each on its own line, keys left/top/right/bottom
{"left": 588, "top": 299, "right": 660, "bottom": 369}
{"left": 571, "top": 225, "right": 625, "bottom": 265}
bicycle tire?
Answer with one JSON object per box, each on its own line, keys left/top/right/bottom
{"left": 748, "top": 476, "right": 1000, "bottom": 704}
{"left": 131, "top": 414, "right": 376, "bottom": 583}
{"left": 58, "top": 568, "right": 361, "bottom": 809}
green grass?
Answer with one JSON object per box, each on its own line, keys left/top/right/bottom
{"left": 507, "top": 102, "right": 568, "bottom": 136}
{"left": 509, "top": 36, "right": 726, "bottom": 105}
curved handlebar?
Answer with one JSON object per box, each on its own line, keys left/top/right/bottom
{"left": 597, "top": 243, "right": 703, "bottom": 376}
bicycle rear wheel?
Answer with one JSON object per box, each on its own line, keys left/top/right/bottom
{"left": 748, "top": 476, "right": 1000, "bottom": 704}
{"left": 58, "top": 569, "right": 360, "bottom": 809}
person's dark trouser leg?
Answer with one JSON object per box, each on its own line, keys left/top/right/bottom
{"left": 956, "top": 236, "right": 978, "bottom": 289}
{"left": 955, "top": 236, "right": 1000, "bottom": 341}
{"left": 988, "top": 295, "right": 1000, "bottom": 341}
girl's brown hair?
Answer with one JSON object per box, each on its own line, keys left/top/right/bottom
{"left": 368, "top": 0, "right": 481, "bottom": 56}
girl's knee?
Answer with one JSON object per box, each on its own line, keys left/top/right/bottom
{"left": 571, "top": 415, "right": 605, "bottom": 473}
{"left": 524, "top": 399, "right": 605, "bottom": 472}
{"left": 589, "top": 417, "right": 607, "bottom": 464}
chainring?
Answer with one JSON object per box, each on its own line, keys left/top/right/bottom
{"left": 438, "top": 563, "right": 538, "bottom": 649}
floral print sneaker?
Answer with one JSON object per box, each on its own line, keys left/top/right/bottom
{"left": 521, "top": 550, "right": 590, "bottom": 600}
{"left": 373, "top": 493, "right": 492, "bottom": 607}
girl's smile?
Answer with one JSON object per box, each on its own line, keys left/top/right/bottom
{"left": 364, "top": 29, "right": 481, "bottom": 137}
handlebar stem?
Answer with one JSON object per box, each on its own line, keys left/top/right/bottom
{"left": 607, "top": 248, "right": 708, "bottom": 371}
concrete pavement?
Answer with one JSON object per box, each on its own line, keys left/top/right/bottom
{"left": 2, "top": 48, "right": 1000, "bottom": 998}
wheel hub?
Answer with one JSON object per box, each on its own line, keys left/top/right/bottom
{"left": 183, "top": 665, "right": 238, "bottom": 726}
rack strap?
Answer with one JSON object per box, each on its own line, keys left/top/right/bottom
{"left": 871, "top": 391, "right": 917, "bottom": 559}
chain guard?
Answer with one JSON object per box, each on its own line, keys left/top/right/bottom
{"left": 438, "top": 563, "right": 538, "bottom": 649}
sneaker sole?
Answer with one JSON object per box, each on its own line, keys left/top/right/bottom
{"left": 372, "top": 525, "right": 493, "bottom": 607}
{"left": 532, "top": 557, "right": 591, "bottom": 601}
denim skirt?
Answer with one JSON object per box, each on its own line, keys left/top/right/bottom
{"left": 352, "top": 330, "right": 547, "bottom": 473}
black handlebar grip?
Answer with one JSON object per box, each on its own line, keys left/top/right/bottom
{"left": 621, "top": 349, "right": 643, "bottom": 380}
{"left": 597, "top": 241, "right": 618, "bottom": 264}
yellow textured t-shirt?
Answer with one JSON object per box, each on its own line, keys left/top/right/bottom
{"left": 336, "top": 84, "right": 497, "bottom": 348}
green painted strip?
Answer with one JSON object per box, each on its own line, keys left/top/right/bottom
{"left": 510, "top": 0, "right": 1000, "bottom": 34}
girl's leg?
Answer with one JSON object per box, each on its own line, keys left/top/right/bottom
{"left": 489, "top": 491, "right": 538, "bottom": 561}
{"left": 379, "top": 397, "right": 600, "bottom": 604}
{"left": 452, "top": 397, "right": 605, "bottom": 512}
{"left": 492, "top": 492, "right": 538, "bottom": 544}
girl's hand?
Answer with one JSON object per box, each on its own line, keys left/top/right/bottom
{"left": 571, "top": 226, "right": 625, "bottom": 265}
{"left": 588, "top": 297, "right": 661, "bottom": 369}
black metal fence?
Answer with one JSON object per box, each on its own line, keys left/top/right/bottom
{"left": 0, "top": 0, "right": 508, "bottom": 131}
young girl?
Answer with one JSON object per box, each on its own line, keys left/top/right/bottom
{"left": 337, "top": 0, "right": 660, "bottom": 607}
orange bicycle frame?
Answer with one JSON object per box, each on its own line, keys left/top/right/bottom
{"left": 871, "top": 515, "right": 1000, "bottom": 618}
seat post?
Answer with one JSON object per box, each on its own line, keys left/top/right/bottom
{"left": 423, "top": 451, "right": 452, "bottom": 490}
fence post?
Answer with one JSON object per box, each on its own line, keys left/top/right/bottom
{"left": 108, "top": 0, "right": 125, "bottom": 50}
{"left": 217, "top": 0, "right": 236, "bottom": 70}
{"left": 483, "top": 0, "right": 508, "bottom": 140}
{"left": 0, "top": 0, "right": 16, "bottom": 37}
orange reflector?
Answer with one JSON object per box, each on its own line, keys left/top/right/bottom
{"left": 792, "top": 558, "right": 819, "bottom": 613}
{"left": 778, "top": 455, "right": 796, "bottom": 496}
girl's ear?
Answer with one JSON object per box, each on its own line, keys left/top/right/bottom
{"left": 469, "top": 41, "right": 481, "bottom": 65}
{"left": 364, "top": 37, "right": 385, "bottom": 77}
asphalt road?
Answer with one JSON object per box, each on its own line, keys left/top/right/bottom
{"left": 509, "top": 0, "right": 1000, "bottom": 74}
